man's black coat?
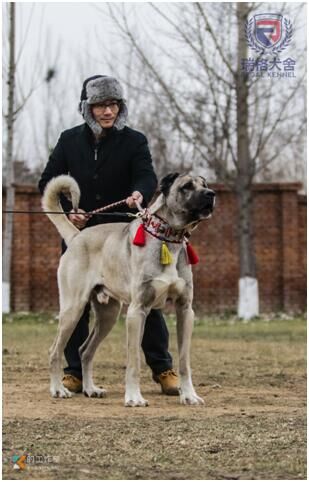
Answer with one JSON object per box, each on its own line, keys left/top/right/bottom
{"left": 38, "top": 123, "right": 158, "bottom": 226}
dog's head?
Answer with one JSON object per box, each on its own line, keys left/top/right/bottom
{"left": 159, "top": 172, "right": 216, "bottom": 228}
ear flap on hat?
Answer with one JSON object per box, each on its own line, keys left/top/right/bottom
{"left": 79, "top": 75, "right": 105, "bottom": 113}
{"left": 159, "top": 172, "right": 180, "bottom": 196}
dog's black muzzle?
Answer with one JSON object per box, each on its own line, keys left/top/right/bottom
{"left": 187, "top": 189, "right": 216, "bottom": 220}
{"left": 203, "top": 189, "right": 216, "bottom": 209}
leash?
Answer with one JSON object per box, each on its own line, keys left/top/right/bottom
{"left": 88, "top": 199, "right": 127, "bottom": 215}
{"left": 3, "top": 199, "right": 140, "bottom": 218}
{"left": 4, "top": 197, "right": 200, "bottom": 265}
{"left": 3, "top": 210, "right": 137, "bottom": 218}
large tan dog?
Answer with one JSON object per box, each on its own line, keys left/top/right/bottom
{"left": 42, "top": 173, "right": 215, "bottom": 406}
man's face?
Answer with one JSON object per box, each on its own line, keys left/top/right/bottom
{"left": 91, "top": 100, "right": 120, "bottom": 129}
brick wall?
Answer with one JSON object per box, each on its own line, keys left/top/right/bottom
{"left": 4, "top": 183, "right": 306, "bottom": 314}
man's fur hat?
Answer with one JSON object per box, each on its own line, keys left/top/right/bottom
{"left": 79, "top": 75, "right": 128, "bottom": 137}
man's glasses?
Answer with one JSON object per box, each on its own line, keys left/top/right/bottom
{"left": 92, "top": 101, "right": 120, "bottom": 112}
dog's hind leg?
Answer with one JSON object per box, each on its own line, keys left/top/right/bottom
{"left": 125, "top": 303, "right": 150, "bottom": 407}
{"left": 49, "top": 303, "right": 86, "bottom": 398}
{"left": 80, "top": 297, "right": 121, "bottom": 398}
{"left": 175, "top": 298, "right": 204, "bottom": 405}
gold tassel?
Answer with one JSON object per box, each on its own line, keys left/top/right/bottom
{"left": 161, "top": 242, "right": 173, "bottom": 265}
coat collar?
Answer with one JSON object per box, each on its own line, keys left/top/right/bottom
{"left": 81, "top": 123, "right": 124, "bottom": 145}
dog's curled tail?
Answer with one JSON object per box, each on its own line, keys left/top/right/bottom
{"left": 42, "top": 175, "right": 81, "bottom": 245}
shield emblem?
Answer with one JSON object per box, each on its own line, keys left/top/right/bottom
{"left": 254, "top": 14, "right": 283, "bottom": 49}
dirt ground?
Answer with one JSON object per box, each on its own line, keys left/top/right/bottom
{"left": 2, "top": 313, "right": 307, "bottom": 480}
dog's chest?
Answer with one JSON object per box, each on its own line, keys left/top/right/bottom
{"left": 150, "top": 270, "right": 187, "bottom": 308}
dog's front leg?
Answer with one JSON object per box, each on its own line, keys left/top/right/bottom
{"left": 125, "top": 303, "right": 149, "bottom": 407}
{"left": 176, "top": 298, "right": 204, "bottom": 405}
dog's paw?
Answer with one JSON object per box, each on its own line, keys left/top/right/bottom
{"left": 125, "top": 393, "right": 149, "bottom": 407}
{"left": 50, "top": 385, "right": 72, "bottom": 399}
{"left": 180, "top": 392, "right": 205, "bottom": 405}
{"left": 83, "top": 386, "right": 107, "bottom": 398}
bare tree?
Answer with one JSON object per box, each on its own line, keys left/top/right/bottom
{"left": 97, "top": 2, "right": 305, "bottom": 318}
{"left": 28, "top": 33, "right": 79, "bottom": 168}
{"left": 2, "top": 4, "right": 46, "bottom": 312}
{"left": 90, "top": 30, "right": 194, "bottom": 179}
{"left": 3, "top": 3, "right": 16, "bottom": 313}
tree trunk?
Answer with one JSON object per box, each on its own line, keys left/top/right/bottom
{"left": 236, "top": 2, "right": 259, "bottom": 319}
{"left": 3, "top": 3, "right": 16, "bottom": 313}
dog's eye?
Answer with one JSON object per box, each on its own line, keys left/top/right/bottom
{"left": 198, "top": 177, "right": 208, "bottom": 188}
{"left": 180, "top": 181, "right": 194, "bottom": 191}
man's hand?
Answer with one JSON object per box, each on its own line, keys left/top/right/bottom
{"left": 68, "top": 208, "right": 89, "bottom": 229}
{"left": 126, "top": 191, "right": 143, "bottom": 209}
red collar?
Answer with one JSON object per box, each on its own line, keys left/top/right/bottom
{"left": 142, "top": 211, "right": 186, "bottom": 244}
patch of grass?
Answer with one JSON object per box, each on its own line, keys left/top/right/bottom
{"left": 3, "top": 312, "right": 57, "bottom": 324}
{"left": 164, "top": 314, "right": 306, "bottom": 343}
{"left": 3, "top": 312, "right": 306, "bottom": 343}
{"left": 194, "top": 317, "right": 306, "bottom": 342}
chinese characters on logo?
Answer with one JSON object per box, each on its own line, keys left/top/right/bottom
{"left": 242, "top": 13, "right": 296, "bottom": 78}
{"left": 8, "top": 453, "right": 59, "bottom": 471}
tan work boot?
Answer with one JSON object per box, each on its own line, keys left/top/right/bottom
{"left": 153, "top": 369, "right": 180, "bottom": 395}
{"left": 62, "top": 374, "right": 82, "bottom": 393}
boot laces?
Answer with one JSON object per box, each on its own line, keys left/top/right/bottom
{"left": 63, "top": 374, "right": 80, "bottom": 382}
{"left": 160, "top": 369, "right": 178, "bottom": 379}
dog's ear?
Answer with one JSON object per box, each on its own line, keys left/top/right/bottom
{"left": 159, "top": 172, "right": 179, "bottom": 196}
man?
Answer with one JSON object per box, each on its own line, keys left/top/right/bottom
{"left": 38, "top": 75, "right": 179, "bottom": 396}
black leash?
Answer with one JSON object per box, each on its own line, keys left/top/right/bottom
{"left": 3, "top": 210, "right": 137, "bottom": 218}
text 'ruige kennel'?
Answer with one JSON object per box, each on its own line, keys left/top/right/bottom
{"left": 43, "top": 173, "right": 215, "bottom": 406}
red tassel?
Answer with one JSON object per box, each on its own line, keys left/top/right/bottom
{"left": 133, "top": 224, "right": 146, "bottom": 246}
{"left": 187, "top": 242, "right": 199, "bottom": 264}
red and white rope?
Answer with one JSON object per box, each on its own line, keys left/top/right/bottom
{"left": 88, "top": 199, "right": 128, "bottom": 215}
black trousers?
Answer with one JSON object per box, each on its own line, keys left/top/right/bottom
{"left": 63, "top": 305, "right": 173, "bottom": 378}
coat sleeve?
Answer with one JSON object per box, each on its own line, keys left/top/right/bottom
{"left": 38, "top": 133, "right": 69, "bottom": 194}
{"left": 130, "top": 136, "right": 158, "bottom": 205}
{"left": 38, "top": 133, "right": 72, "bottom": 211}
